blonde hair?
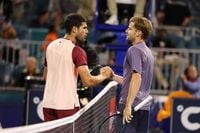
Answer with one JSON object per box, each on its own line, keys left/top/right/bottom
{"left": 129, "top": 16, "right": 153, "bottom": 39}
{"left": 26, "top": 56, "right": 37, "bottom": 64}
{"left": 3, "top": 26, "right": 17, "bottom": 39}
{"left": 24, "top": 56, "right": 40, "bottom": 74}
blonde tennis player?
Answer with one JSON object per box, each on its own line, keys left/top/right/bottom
{"left": 112, "top": 16, "right": 154, "bottom": 132}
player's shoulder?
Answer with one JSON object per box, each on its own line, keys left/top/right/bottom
{"left": 73, "top": 45, "right": 85, "bottom": 53}
{"left": 52, "top": 38, "right": 74, "bottom": 44}
{"left": 128, "top": 45, "right": 141, "bottom": 53}
{"left": 129, "top": 43, "right": 148, "bottom": 52}
{"left": 48, "top": 38, "right": 75, "bottom": 47}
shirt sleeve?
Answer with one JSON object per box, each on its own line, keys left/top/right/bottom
{"left": 72, "top": 46, "right": 88, "bottom": 67}
{"left": 127, "top": 47, "right": 142, "bottom": 74}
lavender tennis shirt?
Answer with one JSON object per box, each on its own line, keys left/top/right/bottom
{"left": 119, "top": 42, "right": 154, "bottom": 110}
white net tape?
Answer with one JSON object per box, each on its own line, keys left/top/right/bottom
{"left": 1, "top": 81, "right": 118, "bottom": 133}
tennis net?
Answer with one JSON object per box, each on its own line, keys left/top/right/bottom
{"left": 1, "top": 81, "right": 118, "bottom": 133}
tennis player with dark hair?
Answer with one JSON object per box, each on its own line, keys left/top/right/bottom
{"left": 111, "top": 16, "right": 154, "bottom": 132}
{"left": 42, "top": 13, "right": 112, "bottom": 121}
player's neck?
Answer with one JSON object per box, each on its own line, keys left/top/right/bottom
{"left": 64, "top": 34, "right": 76, "bottom": 44}
{"left": 132, "top": 38, "right": 144, "bottom": 45}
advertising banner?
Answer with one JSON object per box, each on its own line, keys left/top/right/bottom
{"left": 171, "top": 98, "right": 200, "bottom": 133}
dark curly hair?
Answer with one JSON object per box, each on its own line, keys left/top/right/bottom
{"left": 64, "top": 13, "right": 87, "bottom": 34}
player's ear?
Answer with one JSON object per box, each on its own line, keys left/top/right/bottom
{"left": 136, "top": 30, "right": 142, "bottom": 37}
{"left": 72, "top": 26, "right": 78, "bottom": 33}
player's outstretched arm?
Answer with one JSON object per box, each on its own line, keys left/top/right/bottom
{"left": 78, "top": 65, "right": 112, "bottom": 87}
{"left": 112, "top": 73, "right": 123, "bottom": 84}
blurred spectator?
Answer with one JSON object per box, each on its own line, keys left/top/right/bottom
{"left": 154, "top": 0, "right": 192, "bottom": 49}
{"left": 105, "top": 0, "right": 119, "bottom": 25}
{"left": 153, "top": 49, "right": 189, "bottom": 90}
{"left": 154, "top": 58, "right": 169, "bottom": 90}
{"left": 0, "top": 0, "right": 13, "bottom": 22}
{"left": 96, "top": 45, "right": 116, "bottom": 66}
{"left": 47, "top": 0, "right": 82, "bottom": 29}
{"left": 1, "top": 21, "right": 20, "bottom": 65}
{"left": 12, "top": 0, "right": 25, "bottom": 24}
{"left": 134, "top": 0, "right": 146, "bottom": 17}
{"left": 96, "top": 32, "right": 117, "bottom": 66}
{"left": 56, "top": 0, "right": 79, "bottom": 15}
{"left": 48, "top": 0, "right": 79, "bottom": 19}
{"left": 180, "top": 64, "right": 200, "bottom": 98}
{"left": 13, "top": 56, "right": 41, "bottom": 87}
{"left": 40, "top": 23, "right": 59, "bottom": 52}
{"left": 156, "top": 0, "right": 192, "bottom": 26}
{"left": 152, "top": 0, "right": 193, "bottom": 88}
{"left": 2, "top": 21, "right": 17, "bottom": 39}
{"left": 48, "top": 0, "right": 63, "bottom": 27}
{"left": 77, "top": 0, "right": 96, "bottom": 24}
{"left": 152, "top": 27, "right": 177, "bottom": 89}
{"left": 0, "top": 62, "right": 13, "bottom": 86}
{"left": 98, "top": 0, "right": 129, "bottom": 25}
{"left": 152, "top": 29, "right": 175, "bottom": 48}
{"left": 29, "top": 10, "right": 49, "bottom": 28}
{"left": 100, "top": 0, "right": 147, "bottom": 25}
{"left": 7, "top": 0, "right": 34, "bottom": 39}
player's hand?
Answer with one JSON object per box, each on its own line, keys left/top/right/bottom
{"left": 123, "top": 106, "right": 133, "bottom": 125}
{"left": 100, "top": 66, "right": 113, "bottom": 79}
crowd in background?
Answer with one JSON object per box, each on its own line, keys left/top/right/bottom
{"left": 0, "top": 1, "right": 199, "bottom": 86}
{"left": 0, "top": 0, "right": 200, "bottom": 90}
{"left": 0, "top": 0, "right": 200, "bottom": 132}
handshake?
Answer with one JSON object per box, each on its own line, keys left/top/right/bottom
{"left": 100, "top": 66, "right": 114, "bottom": 80}
{"left": 89, "top": 65, "right": 121, "bottom": 85}
{"left": 88, "top": 65, "right": 122, "bottom": 86}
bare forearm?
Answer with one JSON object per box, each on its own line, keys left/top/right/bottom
{"left": 112, "top": 74, "right": 123, "bottom": 84}
{"left": 83, "top": 75, "right": 106, "bottom": 87}
{"left": 126, "top": 74, "right": 141, "bottom": 108}
{"left": 78, "top": 65, "right": 112, "bottom": 87}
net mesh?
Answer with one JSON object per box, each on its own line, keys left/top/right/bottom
{"left": 1, "top": 81, "right": 118, "bottom": 133}
{"left": 49, "top": 83, "right": 117, "bottom": 133}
